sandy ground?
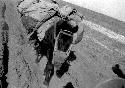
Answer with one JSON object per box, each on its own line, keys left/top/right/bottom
{"left": 53, "top": 0, "right": 125, "bottom": 88}
{"left": 2, "top": 0, "right": 125, "bottom": 88}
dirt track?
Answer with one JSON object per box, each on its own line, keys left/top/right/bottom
{"left": 1, "top": 0, "right": 125, "bottom": 88}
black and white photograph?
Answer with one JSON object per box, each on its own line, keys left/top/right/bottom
{"left": 0, "top": 0, "right": 125, "bottom": 88}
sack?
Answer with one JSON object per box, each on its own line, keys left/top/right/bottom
{"left": 18, "top": 0, "right": 59, "bottom": 21}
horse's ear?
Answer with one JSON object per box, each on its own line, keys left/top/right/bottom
{"left": 72, "top": 29, "right": 84, "bottom": 44}
{"left": 59, "top": 5, "right": 74, "bottom": 17}
{"left": 72, "top": 22, "right": 84, "bottom": 44}
{"left": 51, "top": 0, "right": 58, "bottom": 4}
